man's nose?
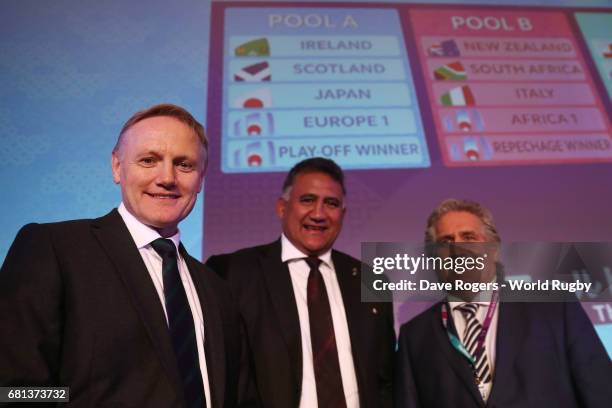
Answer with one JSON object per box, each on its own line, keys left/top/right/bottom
{"left": 309, "top": 201, "right": 326, "bottom": 221}
{"left": 449, "top": 234, "right": 469, "bottom": 256}
{"left": 451, "top": 237, "right": 474, "bottom": 257}
{"left": 157, "top": 161, "right": 176, "bottom": 187}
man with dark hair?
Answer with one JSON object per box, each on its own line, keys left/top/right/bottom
{"left": 0, "top": 104, "right": 252, "bottom": 407}
{"left": 281, "top": 157, "right": 347, "bottom": 195}
{"left": 207, "top": 157, "right": 395, "bottom": 408}
{"left": 394, "top": 198, "right": 611, "bottom": 408}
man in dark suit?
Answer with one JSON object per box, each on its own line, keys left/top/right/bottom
{"left": 0, "top": 104, "right": 252, "bottom": 407}
{"left": 394, "top": 198, "right": 612, "bottom": 408}
{"left": 206, "top": 158, "right": 395, "bottom": 408}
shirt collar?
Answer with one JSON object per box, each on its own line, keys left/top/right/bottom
{"left": 280, "top": 233, "right": 332, "bottom": 267}
{"left": 449, "top": 300, "right": 491, "bottom": 311}
{"left": 118, "top": 202, "right": 181, "bottom": 251}
{"left": 448, "top": 295, "right": 496, "bottom": 311}
{"left": 448, "top": 278, "right": 498, "bottom": 310}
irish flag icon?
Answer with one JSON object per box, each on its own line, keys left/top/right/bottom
{"left": 235, "top": 38, "right": 270, "bottom": 57}
{"left": 434, "top": 61, "right": 467, "bottom": 80}
{"left": 440, "top": 85, "right": 476, "bottom": 106}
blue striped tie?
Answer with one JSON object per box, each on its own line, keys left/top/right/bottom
{"left": 151, "top": 238, "right": 206, "bottom": 408}
{"left": 457, "top": 303, "right": 492, "bottom": 384}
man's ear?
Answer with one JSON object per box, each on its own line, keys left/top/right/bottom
{"left": 492, "top": 242, "right": 500, "bottom": 263}
{"left": 111, "top": 152, "right": 121, "bottom": 184}
{"left": 196, "top": 149, "right": 207, "bottom": 193}
{"left": 196, "top": 175, "right": 205, "bottom": 193}
{"left": 196, "top": 169, "right": 206, "bottom": 193}
{"left": 275, "top": 197, "right": 287, "bottom": 219}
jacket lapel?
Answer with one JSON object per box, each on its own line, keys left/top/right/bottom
{"left": 260, "top": 241, "right": 303, "bottom": 391}
{"left": 432, "top": 302, "right": 486, "bottom": 407}
{"left": 332, "top": 252, "right": 367, "bottom": 400}
{"left": 487, "top": 301, "right": 526, "bottom": 405}
{"left": 90, "top": 210, "right": 183, "bottom": 401}
{"left": 182, "top": 249, "right": 225, "bottom": 408}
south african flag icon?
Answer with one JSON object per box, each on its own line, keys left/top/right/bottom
{"left": 434, "top": 61, "right": 467, "bottom": 81}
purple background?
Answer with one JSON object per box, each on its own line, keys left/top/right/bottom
{"left": 204, "top": 2, "right": 612, "bottom": 260}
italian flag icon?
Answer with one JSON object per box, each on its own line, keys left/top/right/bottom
{"left": 440, "top": 85, "right": 476, "bottom": 106}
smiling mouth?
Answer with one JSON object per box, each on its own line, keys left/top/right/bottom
{"left": 147, "top": 193, "right": 180, "bottom": 199}
{"left": 304, "top": 225, "right": 327, "bottom": 232}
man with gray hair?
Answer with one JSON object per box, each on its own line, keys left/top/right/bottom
{"left": 0, "top": 104, "right": 253, "bottom": 407}
{"left": 394, "top": 198, "right": 611, "bottom": 408}
{"left": 207, "top": 157, "right": 395, "bottom": 408}
{"left": 424, "top": 199, "right": 501, "bottom": 245}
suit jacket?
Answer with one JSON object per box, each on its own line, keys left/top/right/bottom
{"left": 394, "top": 299, "right": 612, "bottom": 408}
{"left": 0, "top": 209, "right": 252, "bottom": 408}
{"left": 206, "top": 240, "right": 395, "bottom": 408}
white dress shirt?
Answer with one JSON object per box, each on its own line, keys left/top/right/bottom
{"left": 449, "top": 297, "right": 499, "bottom": 402}
{"left": 281, "top": 234, "right": 360, "bottom": 408}
{"left": 118, "top": 203, "right": 211, "bottom": 408}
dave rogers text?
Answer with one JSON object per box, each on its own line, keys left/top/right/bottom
{"left": 372, "top": 279, "right": 498, "bottom": 292}
{"left": 372, "top": 279, "right": 595, "bottom": 294}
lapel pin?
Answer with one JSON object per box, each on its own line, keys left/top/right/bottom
{"left": 352, "top": 267, "right": 358, "bottom": 276}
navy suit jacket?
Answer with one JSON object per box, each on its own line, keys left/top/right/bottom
{"left": 207, "top": 240, "right": 395, "bottom": 408}
{"left": 0, "top": 209, "right": 253, "bottom": 408}
{"left": 394, "top": 299, "right": 612, "bottom": 408}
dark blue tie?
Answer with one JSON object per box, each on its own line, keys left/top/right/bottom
{"left": 150, "top": 238, "right": 206, "bottom": 408}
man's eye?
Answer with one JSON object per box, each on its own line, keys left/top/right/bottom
{"left": 300, "top": 197, "right": 315, "bottom": 204}
{"left": 325, "top": 200, "right": 341, "bottom": 208}
{"left": 140, "top": 157, "right": 156, "bottom": 166}
{"left": 178, "top": 161, "right": 194, "bottom": 171}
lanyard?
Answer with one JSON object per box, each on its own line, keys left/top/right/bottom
{"left": 441, "top": 291, "right": 499, "bottom": 367}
